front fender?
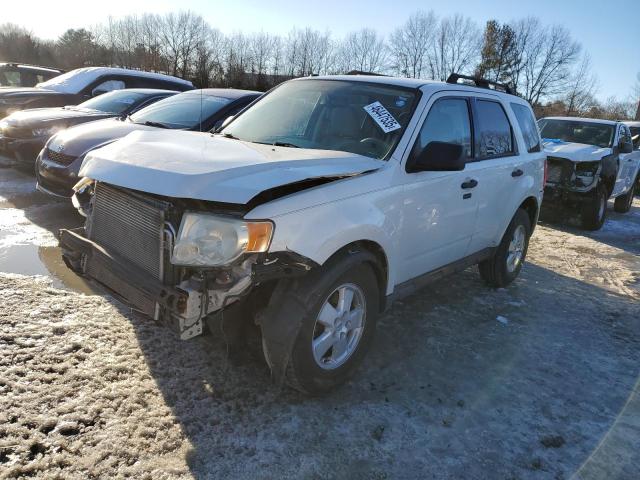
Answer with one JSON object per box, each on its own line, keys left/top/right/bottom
{"left": 253, "top": 194, "right": 400, "bottom": 296}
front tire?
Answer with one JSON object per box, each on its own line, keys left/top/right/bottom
{"left": 277, "top": 254, "right": 380, "bottom": 395}
{"left": 582, "top": 184, "right": 607, "bottom": 230}
{"left": 479, "top": 208, "right": 531, "bottom": 288}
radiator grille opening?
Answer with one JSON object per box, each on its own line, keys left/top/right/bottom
{"left": 88, "top": 183, "right": 167, "bottom": 280}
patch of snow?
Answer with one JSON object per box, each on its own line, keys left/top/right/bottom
{"left": 496, "top": 315, "right": 509, "bottom": 325}
{"left": 36, "top": 67, "right": 193, "bottom": 94}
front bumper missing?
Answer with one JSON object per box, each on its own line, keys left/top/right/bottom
{"left": 59, "top": 228, "right": 196, "bottom": 335}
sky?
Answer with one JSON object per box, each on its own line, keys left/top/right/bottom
{"left": 3, "top": 0, "right": 639, "bottom": 100}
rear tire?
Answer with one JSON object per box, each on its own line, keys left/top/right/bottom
{"left": 582, "top": 184, "right": 607, "bottom": 230}
{"left": 479, "top": 208, "right": 531, "bottom": 288}
{"left": 614, "top": 184, "right": 635, "bottom": 213}
{"left": 277, "top": 253, "right": 380, "bottom": 395}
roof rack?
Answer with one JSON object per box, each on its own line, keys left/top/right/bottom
{"left": 446, "top": 73, "right": 514, "bottom": 95}
{"left": 346, "top": 70, "right": 386, "bottom": 77}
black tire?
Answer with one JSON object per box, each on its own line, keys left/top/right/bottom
{"left": 479, "top": 208, "right": 531, "bottom": 288}
{"left": 613, "top": 184, "right": 635, "bottom": 213}
{"left": 275, "top": 252, "right": 380, "bottom": 395}
{"left": 582, "top": 184, "right": 607, "bottom": 230}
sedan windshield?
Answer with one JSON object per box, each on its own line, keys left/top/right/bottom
{"left": 221, "top": 79, "right": 418, "bottom": 160}
{"left": 76, "top": 90, "right": 148, "bottom": 114}
{"left": 130, "top": 92, "right": 231, "bottom": 129}
{"left": 539, "top": 119, "right": 615, "bottom": 148}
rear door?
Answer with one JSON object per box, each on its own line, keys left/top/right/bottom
{"left": 465, "top": 96, "right": 529, "bottom": 254}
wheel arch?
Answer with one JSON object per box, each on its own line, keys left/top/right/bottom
{"left": 320, "top": 240, "right": 390, "bottom": 311}
{"left": 519, "top": 196, "right": 539, "bottom": 233}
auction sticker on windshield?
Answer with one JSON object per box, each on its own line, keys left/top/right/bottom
{"left": 363, "top": 101, "right": 401, "bottom": 133}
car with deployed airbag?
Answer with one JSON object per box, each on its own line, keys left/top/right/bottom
{"left": 59, "top": 74, "right": 545, "bottom": 394}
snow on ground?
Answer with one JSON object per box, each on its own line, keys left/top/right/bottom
{"left": 1, "top": 163, "right": 639, "bottom": 479}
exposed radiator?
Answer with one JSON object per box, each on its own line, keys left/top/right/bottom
{"left": 88, "top": 183, "right": 167, "bottom": 280}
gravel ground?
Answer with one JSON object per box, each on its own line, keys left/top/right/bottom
{"left": 1, "top": 162, "right": 639, "bottom": 479}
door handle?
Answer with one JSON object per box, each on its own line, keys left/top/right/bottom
{"left": 461, "top": 179, "right": 478, "bottom": 189}
{"left": 511, "top": 169, "right": 524, "bottom": 177}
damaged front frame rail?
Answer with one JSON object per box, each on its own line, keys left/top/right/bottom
{"left": 59, "top": 228, "right": 317, "bottom": 345}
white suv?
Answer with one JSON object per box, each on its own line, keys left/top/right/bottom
{"left": 60, "top": 74, "right": 545, "bottom": 394}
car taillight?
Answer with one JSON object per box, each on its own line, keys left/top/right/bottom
{"left": 543, "top": 159, "right": 548, "bottom": 185}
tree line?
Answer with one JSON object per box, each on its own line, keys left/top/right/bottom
{"left": 1, "top": 10, "right": 637, "bottom": 119}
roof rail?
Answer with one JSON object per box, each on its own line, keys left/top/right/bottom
{"left": 446, "top": 73, "right": 514, "bottom": 95}
{"left": 0, "top": 62, "right": 63, "bottom": 73}
{"left": 346, "top": 70, "right": 386, "bottom": 77}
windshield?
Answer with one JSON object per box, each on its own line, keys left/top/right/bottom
{"left": 76, "top": 90, "right": 148, "bottom": 114}
{"left": 130, "top": 92, "right": 231, "bottom": 129}
{"left": 539, "top": 119, "right": 615, "bottom": 148}
{"left": 221, "top": 79, "right": 418, "bottom": 160}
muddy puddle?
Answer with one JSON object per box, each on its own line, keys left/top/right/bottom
{"left": 0, "top": 243, "right": 95, "bottom": 294}
{"left": 0, "top": 224, "right": 94, "bottom": 294}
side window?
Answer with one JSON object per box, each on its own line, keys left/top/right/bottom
{"left": 413, "top": 97, "right": 472, "bottom": 160}
{"left": 212, "top": 101, "right": 251, "bottom": 131}
{"left": 511, "top": 103, "right": 541, "bottom": 153}
{"left": 619, "top": 125, "right": 631, "bottom": 145}
{"left": 474, "top": 100, "right": 514, "bottom": 158}
{"left": 92, "top": 79, "right": 126, "bottom": 96}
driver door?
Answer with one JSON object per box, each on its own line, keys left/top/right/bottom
{"left": 613, "top": 124, "right": 638, "bottom": 196}
{"left": 396, "top": 93, "right": 479, "bottom": 284}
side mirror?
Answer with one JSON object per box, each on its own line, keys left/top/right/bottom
{"left": 218, "top": 115, "right": 235, "bottom": 131}
{"left": 619, "top": 141, "right": 633, "bottom": 154}
{"left": 407, "top": 141, "right": 466, "bottom": 173}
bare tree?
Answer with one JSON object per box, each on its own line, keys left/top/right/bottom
{"left": 339, "top": 28, "right": 387, "bottom": 73}
{"left": 389, "top": 10, "right": 437, "bottom": 78}
{"left": 511, "top": 18, "right": 581, "bottom": 104}
{"left": 427, "top": 14, "right": 480, "bottom": 81}
{"left": 561, "top": 54, "right": 598, "bottom": 116}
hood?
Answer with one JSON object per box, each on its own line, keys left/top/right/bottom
{"left": 542, "top": 139, "right": 611, "bottom": 162}
{"left": 47, "top": 118, "right": 157, "bottom": 157}
{"left": 0, "top": 87, "right": 63, "bottom": 99}
{"left": 80, "top": 130, "right": 384, "bottom": 204}
{"left": 3, "top": 107, "right": 112, "bottom": 128}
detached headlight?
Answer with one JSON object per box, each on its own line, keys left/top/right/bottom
{"left": 574, "top": 161, "right": 600, "bottom": 187}
{"left": 32, "top": 125, "right": 63, "bottom": 137}
{"left": 171, "top": 213, "right": 274, "bottom": 267}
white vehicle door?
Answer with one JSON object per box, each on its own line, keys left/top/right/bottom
{"left": 396, "top": 93, "right": 478, "bottom": 284}
{"left": 464, "top": 96, "right": 529, "bottom": 253}
{"left": 613, "top": 124, "right": 640, "bottom": 196}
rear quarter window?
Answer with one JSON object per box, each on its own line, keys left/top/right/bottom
{"left": 511, "top": 103, "right": 541, "bottom": 153}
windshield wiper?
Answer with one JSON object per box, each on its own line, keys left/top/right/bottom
{"left": 272, "top": 141, "right": 300, "bottom": 148}
{"left": 142, "top": 121, "right": 170, "bottom": 129}
{"left": 218, "top": 132, "right": 240, "bottom": 140}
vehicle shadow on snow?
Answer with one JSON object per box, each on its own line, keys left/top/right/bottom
{"left": 539, "top": 198, "right": 640, "bottom": 255}
{"left": 111, "top": 259, "right": 640, "bottom": 479}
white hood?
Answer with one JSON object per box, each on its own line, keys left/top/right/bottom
{"left": 79, "top": 130, "right": 384, "bottom": 204}
{"left": 542, "top": 139, "right": 611, "bottom": 162}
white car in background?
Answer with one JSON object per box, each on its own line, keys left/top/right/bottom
{"left": 539, "top": 117, "right": 640, "bottom": 230}
{"left": 60, "top": 74, "right": 545, "bottom": 394}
